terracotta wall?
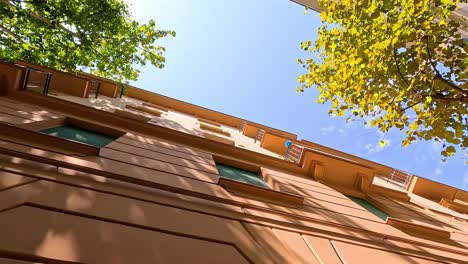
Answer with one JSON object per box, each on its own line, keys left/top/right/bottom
{"left": 408, "top": 176, "right": 459, "bottom": 202}
{"left": 261, "top": 132, "right": 289, "bottom": 155}
{"left": 243, "top": 124, "right": 259, "bottom": 139}
{"left": 0, "top": 96, "right": 62, "bottom": 126}
{"left": 0, "top": 62, "right": 23, "bottom": 95}
{"left": 0, "top": 94, "right": 467, "bottom": 263}
{"left": 98, "top": 81, "right": 118, "bottom": 98}
{"left": 126, "top": 86, "right": 298, "bottom": 140}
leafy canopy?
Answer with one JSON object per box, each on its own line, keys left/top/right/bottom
{"left": 299, "top": 0, "right": 467, "bottom": 161}
{"left": 0, "top": 0, "right": 175, "bottom": 82}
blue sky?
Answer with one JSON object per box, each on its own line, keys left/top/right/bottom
{"left": 124, "top": 0, "right": 468, "bottom": 190}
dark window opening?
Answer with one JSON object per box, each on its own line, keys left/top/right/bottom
{"left": 348, "top": 196, "right": 391, "bottom": 221}
{"left": 216, "top": 163, "right": 270, "bottom": 189}
{"left": 40, "top": 125, "right": 116, "bottom": 148}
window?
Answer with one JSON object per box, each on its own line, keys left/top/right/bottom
{"left": 348, "top": 196, "right": 391, "bottom": 221}
{"left": 216, "top": 163, "right": 270, "bottom": 189}
{"left": 40, "top": 125, "right": 117, "bottom": 148}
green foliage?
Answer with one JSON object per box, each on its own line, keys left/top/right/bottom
{"left": 0, "top": 0, "right": 175, "bottom": 82}
{"left": 298, "top": 0, "right": 467, "bottom": 160}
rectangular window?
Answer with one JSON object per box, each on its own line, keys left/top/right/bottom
{"left": 216, "top": 163, "right": 270, "bottom": 189}
{"left": 40, "top": 125, "right": 117, "bottom": 148}
{"left": 348, "top": 196, "right": 391, "bottom": 221}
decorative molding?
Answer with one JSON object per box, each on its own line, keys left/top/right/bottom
{"left": 16, "top": 116, "right": 66, "bottom": 131}
{"left": 354, "top": 172, "right": 373, "bottom": 193}
{"left": 199, "top": 122, "right": 231, "bottom": 136}
{"left": 142, "top": 102, "right": 169, "bottom": 112}
{"left": 202, "top": 132, "right": 235, "bottom": 146}
{"left": 11, "top": 91, "right": 305, "bottom": 175}
{"left": 440, "top": 198, "right": 468, "bottom": 215}
{"left": 125, "top": 104, "right": 163, "bottom": 117}
{"left": 325, "top": 183, "right": 366, "bottom": 199}
{"left": 197, "top": 117, "right": 220, "bottom": 127}
{"left": 214, "top": 155, "right": 260, "bottom": 173}
{"left": 113, "top": 109, "right": 151, "bottom": 122}
{"left": 218, "top": 177, "right": 304, "bottom": 206}
{"left": 0, "top": 122, "right": 99, "bottom": 156}
{"left": 386, "top": 217, "right": 451, "bottom": 240}
{"left": 369, "top": 184, "right": 410, "bottom": 202}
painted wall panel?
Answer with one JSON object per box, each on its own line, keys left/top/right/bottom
{"left": 0, "top": 140, "right": 230, "bottom": 199}
{"left": 0, "top": 112, "right": 32, "bottom": 124}
{"left": 98, "top": 148, "right": 219, "bottom": 183}
{"left": 0, "top": 258, "right": 43, "bottom": 264}
{"left": 332, "top": 240, "right": 446, "bottom": 264}
{"left": 0, "top": 206, "right": 249, "bottom": 264}
{"left": 123, "top": 133, "right": 212, "bottom": 159}
{"left": 273, "top": 228, "right": 320, "bottom": 264}
{"left": 115, "top": 137, "right": 215, "bottom": 165}
{"left": 0, "top": 105, "right": 51, "bottom": 122}
{"left": 0, "top": 98, "right": 61, "bottom": 118}
{"left": 103, "top": 142, "right": 217, "bottom": 171}
{"left": 0, "top": 171, "right": 36, "bottom": 191}
{"left": 242, "top": 223, "right": 303, "bottom": 263}
{"left": 302, "top": 235, "right": 343, "bottom": 264}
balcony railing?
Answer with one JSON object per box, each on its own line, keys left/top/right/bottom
{"left": 254, "top": 129, "right": 265, "bottom": 143}
{"left": 283, "top": 141, "right": 413, "bottom": 188}
{"left": 239, "top": 121, "right": 247, "bottom": 132}
{"left": 284, "top": 143, "right": 304, "bottom": 164}
{"left": 385, "top": 169, "right": 413, "bottom": 187}
{"left": 21, "top": 66, "right": 52, "bottom": 95}
{"left": 87, "top": 80, "right": 101, "bottom": 99}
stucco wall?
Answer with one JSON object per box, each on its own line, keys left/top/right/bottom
{"left": 0, "top": 94, "right": 467, "bottom": 263}
{"left": 0, "top": 62, "right": 23, "bottom": 96}
{"left": 99, "top": 81, "right": 118, "bottom": 98}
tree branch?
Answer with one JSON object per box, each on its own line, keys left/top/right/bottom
{"left": 434, "top": 73, "right": 468, "bottom": 96}
{"left": 425, "top": 35, "right": 468, "bottom": 97}
{"left": 0, "top": 23, "right": 22, "bottom": 43}
{"left": 393, "top": 47, "right": 410, "bottom": 86}
{"left": 430, "top": 93, "right": 468, "bottom": 103}
{"left": 399, "top": 100, "right": 423, "bottom": 112}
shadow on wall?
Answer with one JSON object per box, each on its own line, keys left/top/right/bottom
{"left": 150, "top": 117, "right": 195, "bottom": 135}
{"left": 255, "top": 174, "right": 466, "bottom": 263}
{"left": 0, "top": 154, "right": 260, "bottom": 263}
{"left": 0, "top": 151, "right": 465, "bottom": 264}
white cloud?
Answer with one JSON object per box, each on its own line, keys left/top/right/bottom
{"left": 320, "top": 125, "right": 335, "bottom": 135}
{"left": 320, "top": 126, "right": 346, "bottom": 136}
{"left": 365, "top": 139, "right": 392, "bottom": 154}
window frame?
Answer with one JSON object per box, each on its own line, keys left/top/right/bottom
{"left": 40, "top": 125, "right": 117, "bottom": 148}
{"left": 213, "top": 156, "right": 304, "bottom": 206}
{"left": 347, "top": 195, "right": 392, "bottom": 221}
{"left": 18, "top": 117, "right": 125, "bottom": 155}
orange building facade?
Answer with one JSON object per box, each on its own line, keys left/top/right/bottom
{"left": 0, "top": 60, "right": 468, "bottom": 263}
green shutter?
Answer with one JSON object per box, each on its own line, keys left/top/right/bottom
{"left": 40, "top": 126, "right": 116, "bottom": 148}
{"left": 348, "top": 196, "right": 390, "bottom": 221}
{"left": 216, "top": 163, "right": 270, "bottom": 189}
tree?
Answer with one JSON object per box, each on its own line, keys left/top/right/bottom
{"left": 298, "top": 0, "right": 467, "bottom": 161}
{"left": 0, "top": 0, "right": 175, "bottom": 82}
